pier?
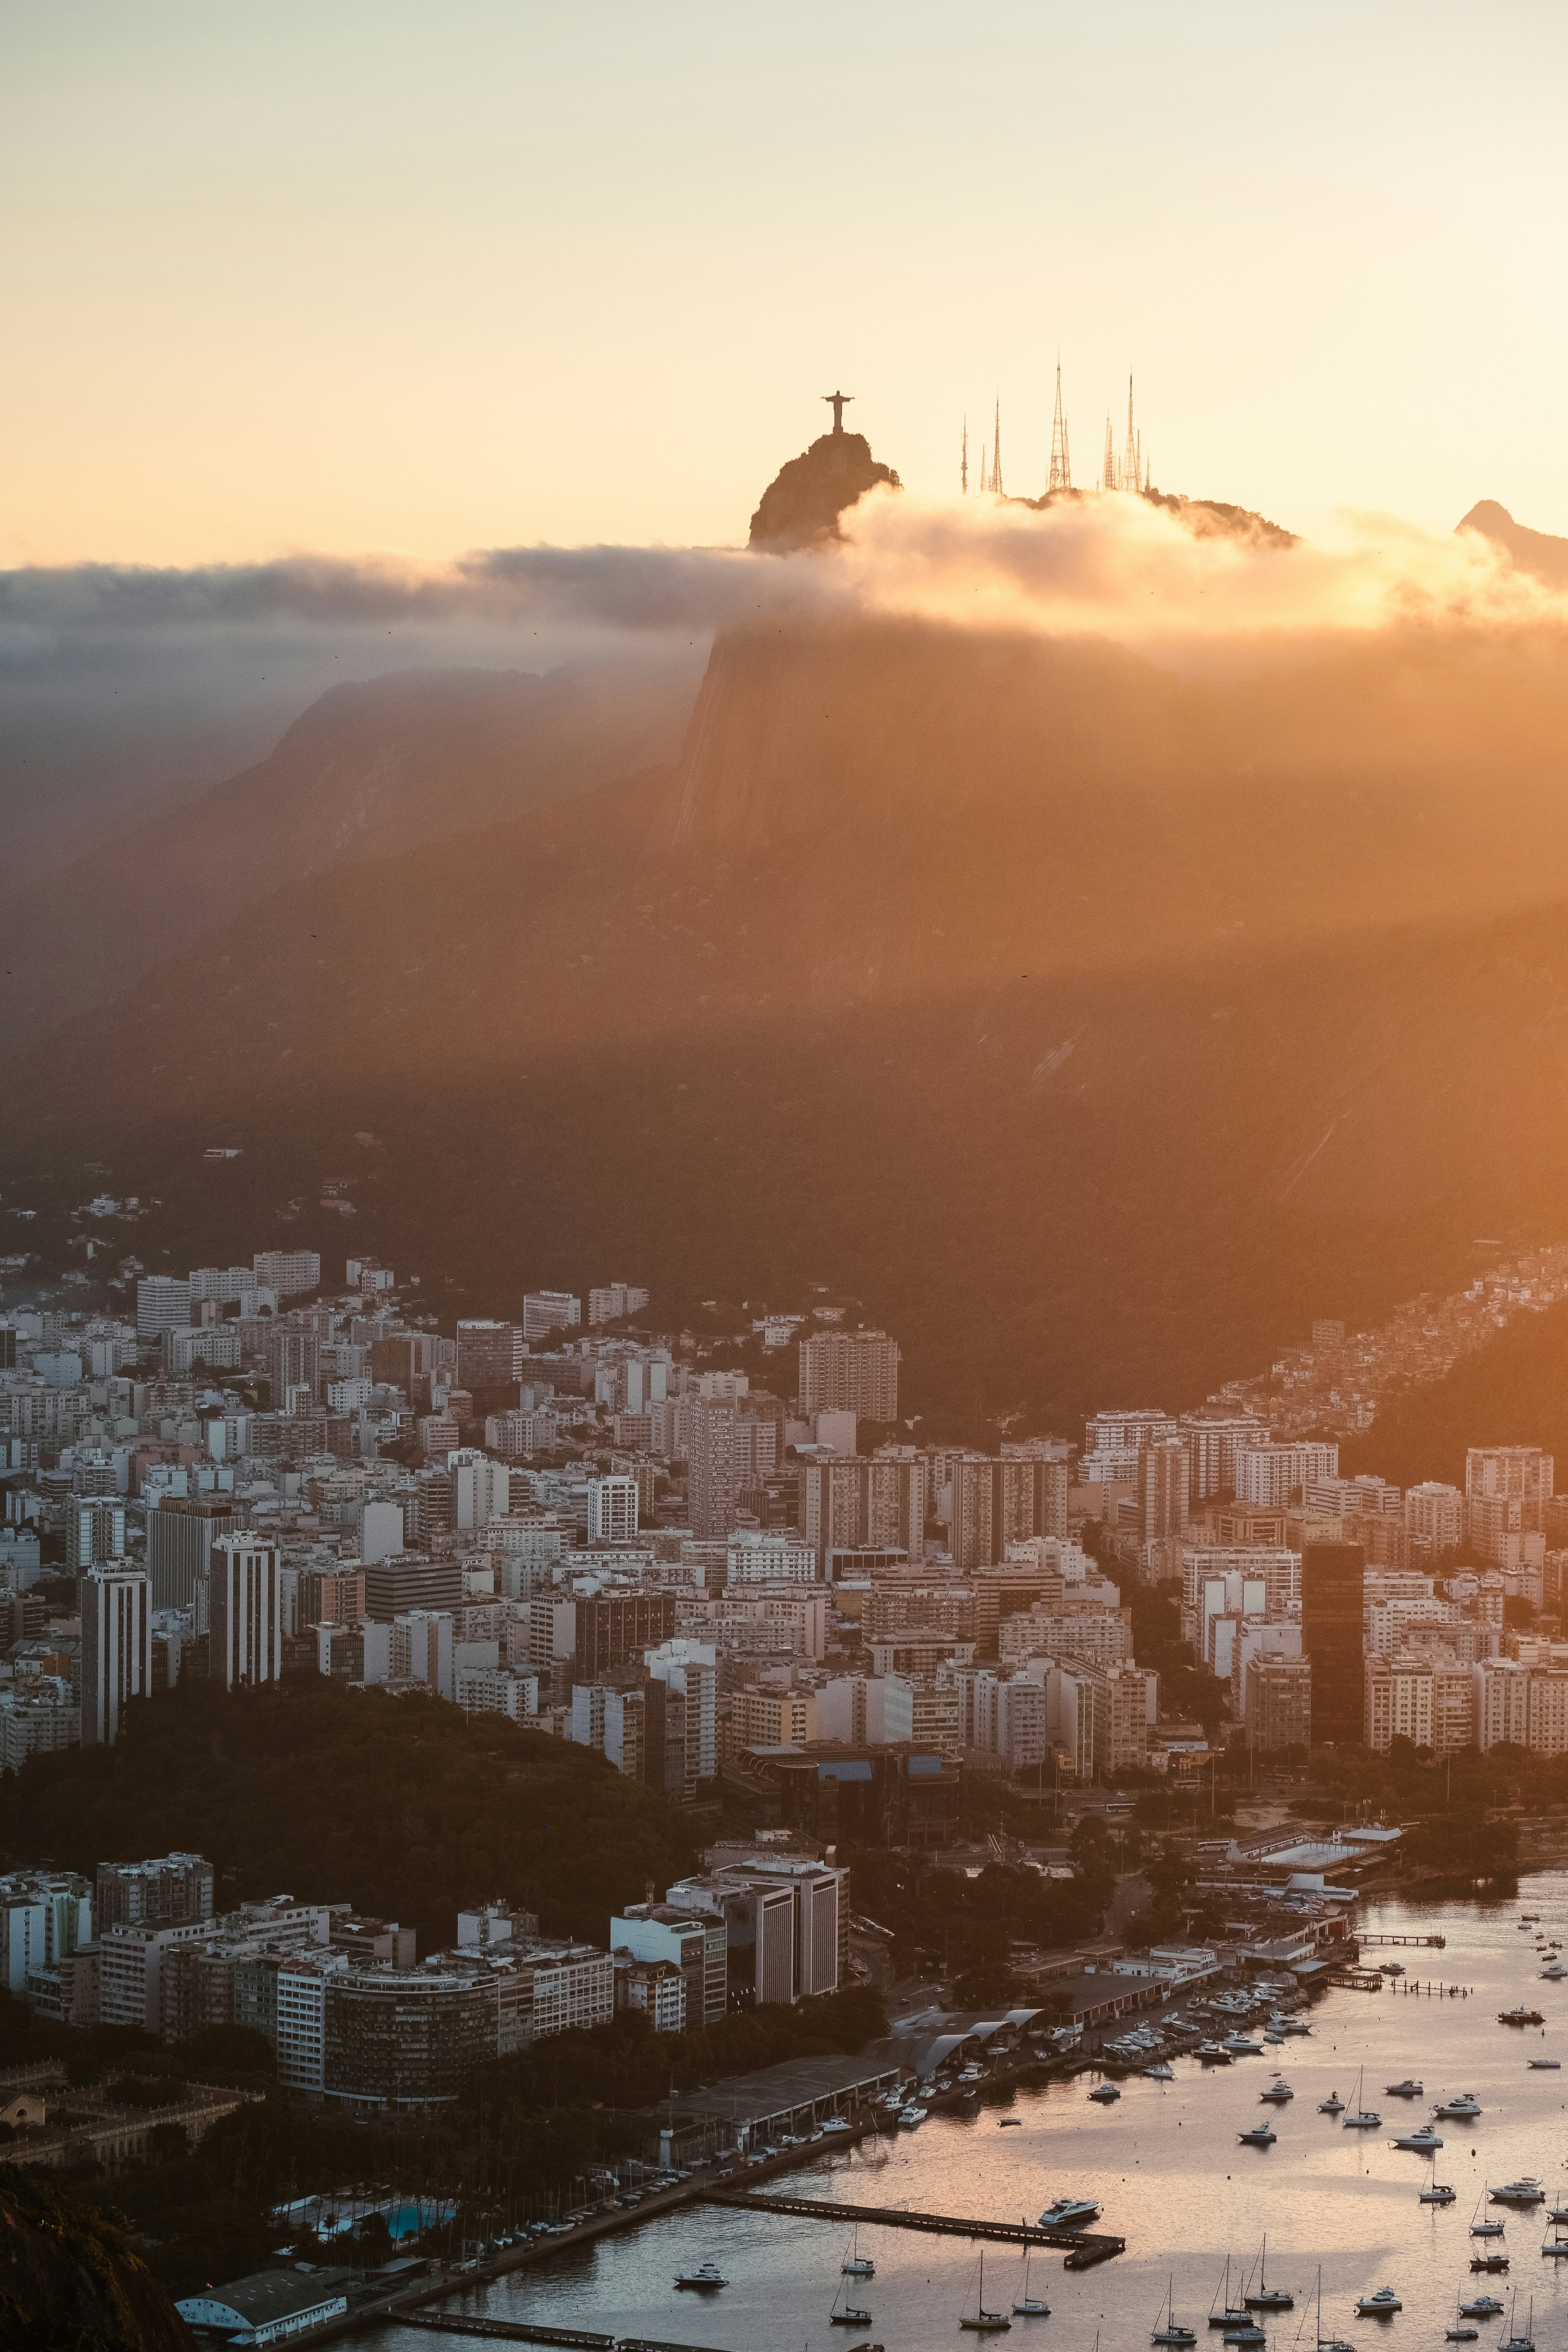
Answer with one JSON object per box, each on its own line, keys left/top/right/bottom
{"left": 396, "top": 2323, "right": 615, "bottom": 2347}
{"left": 1357, "top": 1933, "right": 1446, "bottom": 1947}
{"left": 706, "top": 2189, "right": 1125, "bottom": 2264}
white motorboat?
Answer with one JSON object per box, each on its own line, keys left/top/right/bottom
{"left": 1391, "top": 2124, "right": 1444, "bottom": 2152}
{"left": 1492, "top": 2180, "right": 1546, "bottom": 2207}
{"left": 1197, "top": 2041, "right": 1233, "bottom": 2063}
{"left": 1221, "top": 2328, "right": 1264, "bottom": 2348}
{"left": 1238, "top": 2123, "right": 1277, "bottom": 2148}
{"left": 1087, "top": 2082, "right": 1120, "bottom": 2104}
{"left": 1145, "top": 2062, "right": 1175, "bottom": 2081}
{"left": 1224, "top": 2034, "right": 1264, "bottom": 2056}
{"left": 1038, "top": 2196, "right": 1100, "bottom": 2231}
{"left": 1318, "top": 2091, "right": 1346, "bottom": 2115}
{"left": 1355, "top": 2288, "right": 1401, "bottom": 2317}
{"left": 898, "top": 2104, "right": 927, "bottom": 2126}
{"left": 1459, "top": 2296, "right": 1505, "bottom": 2319}
{"left": 1259, "top": 2078, "right": 1293, "bottom": 2104}
{"left": 1384, "top": 2079, "right": 1423, "bottom": 2098}
{"left": 1528, "top": 2060, "right": 1561, "bottom": 2069}
{"left": 675, "top": 2262, "right": 728, "bottom": 2290}
{"left": 1437, "top": 2092, "right": 1483, "bottom": 2118}
{"left": 1538, "top": 1961, "right": 1566, "bottom": 1980}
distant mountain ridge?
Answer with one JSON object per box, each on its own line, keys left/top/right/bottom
{"left": 1459, "top": 499, "right": 1568, "bottom": 585}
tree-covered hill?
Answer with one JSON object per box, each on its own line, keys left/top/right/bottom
{"left": 0, "top": 1680, "right": 697, "bottom": 1951}
{"left": 1342, "top": 1294, "right": 1568, "bottom": 1492}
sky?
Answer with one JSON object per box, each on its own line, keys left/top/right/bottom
{"left": 4, "top": 0, "right": 1568, "bottom": 567}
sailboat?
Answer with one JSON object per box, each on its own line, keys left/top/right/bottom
{"left": 831, "top": 2275, "right": 873, "bottom": 2326}
{"left": 1013, "top": 2248, "right": 1050, "bottom": 2317}
{"left": 1497, "top": 2290, "right": 1534, "bottom": 2352}
{"left": 1540, "top": 2220, "right": 1568, "bottom": 2259}
{"left": 1471, "top": 2189, "right": 1507, "bottom": 2239}
{"left": 842, "top": 2226, "right": 875, "bottom": 2278}
{"left": 1343, "top": 2066, "right": 1381, "bottom": 2130}
{"left": 1209, "top": 2257, "right": 1249, "bottom": 2331}
{"left": 1153, "top": 2278, "right": 1198, "bottom": 2346}
{"left": 1446, "top": 2290, "right": 1480, "bottom": 2341}
{"left": 1244, "top": 2236, "right": 1294, "bottom": 2311}
{"left": 959, "top": 2251, "right": 1011, "bottom": 2333}
{"left": 1308, "top": 2264, "right": 1357, "bottom": 2352}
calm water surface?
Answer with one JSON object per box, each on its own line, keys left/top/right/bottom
{"left": 365, "top": 1873, "right": 1568, "bottom": 2352}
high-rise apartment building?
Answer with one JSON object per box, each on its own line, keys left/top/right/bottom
{"left": 446, "top": 1449, "right": 510, "bottom": 1532}
{"left": 252, "top": 1251, "right": 321, "bottom": 1296}
{"left": 1473, "top": 1657, "right": 1530, "bottom": 1749}
{"left": 1301, "top": 1541, "right": 1365, "bottom": 1746}
{"left": 266, "top": 1329, "right": 321, "bottom": 1409}
{"left": 1405, "top": 1481, "right": 1465, "bottom": 1559}
{"left": 1245, "top": 1655, "right": 1312, "bottom": 1749}
{"left": 1235, "top": 1441, "right": 1340, "bottom": 1509}
{"left": 585, "top": 1473, "right": 639, "bottom": 1543}
{"left": 797, "top": 1329, "right": 900, "bottom": 1423}
{"left": 1140, "top": 1437, "right": 1190, "bottom": 1544}
{"left": 610, "top": 1902, "right": 727, "bottom": 2027}
{"left": 209, "top": 1534, "right": 284, "bottom": 1690}
{"left": 522, "top": 1291, "right": 581, "bottom": 1343}
{"left": 801, "top": 1453, "right": 929, "bottom": 1565}
{"left": 95, "top": 1853, "right": 215, "bottom": 1931}
{"left": 82, "top": 1564, "right": 153, "bottom": 1744}
{"left": 589, "top": 1283, "right": 650, "bottom": 1327}
{"left": 136, "top": 1276, "right": 191, "bottom": 1341}
{"left": 572, "top": 1590, "right": 677, "bottom": 1677}
{"left": 1178, "top": 1412, "right": 1267, "bottom": 1499}
{"left": 456, "top": 1321, "right": 518, "bottom": 1392}
{"left": 68, "top": 1495, "right": 126, "bottom": 1570}
{"left": 1465, "top": 1446, "right": 1554, "bottom": 1567}
{"left": 687, "top": 1399, "right": 778, "bottom": 1538}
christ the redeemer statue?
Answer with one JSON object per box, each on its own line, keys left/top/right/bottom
{"left": 822, "top": 390, "right": 853, "bottom": 433}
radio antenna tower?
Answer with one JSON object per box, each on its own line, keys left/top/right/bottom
{"left": 961, "top": 415, "right": 969, "bottom": 495}
{"left": 990, "top": 394, "right": 1004, "bottom": 495}
{"left": 1122, "top": 372, "right": 1143, "bottom": 494}
{"left": 1102, "top": 412, "right": 1117, "bottom": 494}
{"left": 1049, "top": 358, "right": 1072, "bottom": 493}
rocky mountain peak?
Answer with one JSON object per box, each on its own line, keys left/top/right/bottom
{"left": 749, "top": 427, "right": 900, "bottom": 550}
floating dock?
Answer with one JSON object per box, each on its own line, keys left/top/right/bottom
{"left": 705, "top": 2189, "right": 1124, "bottom": 2264}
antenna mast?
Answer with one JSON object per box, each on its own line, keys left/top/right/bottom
{"left": 1102, "top": 413, "right": 1117, "bottom": 494}
{"left": 990, "top": 394, "right": 1003, "bottom": 496}
{"left": 1122, "top": 372, "right": 1142, "bottom": 494}
{"left": 961, "top": 416, "right": 969, "bottom": 495}
{"left": 1049, "top": 358, "right": 1072, "bottom": 493}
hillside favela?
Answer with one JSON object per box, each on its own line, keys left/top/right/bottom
{"left": 10, "top": 10, "right": 1568, "bottom": 2352}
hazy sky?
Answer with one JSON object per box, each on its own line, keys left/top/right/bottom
{"left": 6, "top": 1, "right": 1567, "bottom": 566}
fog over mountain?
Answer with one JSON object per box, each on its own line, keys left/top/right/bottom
{"left": 8, "top": 443, "right": 1568, "bottom": 1425}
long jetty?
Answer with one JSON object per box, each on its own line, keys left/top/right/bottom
{"left": 397, "top": 2325, "right": 736, "bottom": 2352}
{"left": 705, "top": 2189, "right": 1125, "bottom": 2267}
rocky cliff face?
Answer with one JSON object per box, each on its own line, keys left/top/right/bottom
{"left": 748, "top": 427, "right": 900, "bottom": 547}
{"left": 0, "top": 2172, "right": 191, "bottom": 2352}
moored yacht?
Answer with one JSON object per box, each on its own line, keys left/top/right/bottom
{"left": 1259, "top": 2078, "right": 1293, "bottom": 2104}
{"left": 1318, "top": 2091, "right": 1346, "bottom": 2115}
{"left": 1038, "top": 2196, "right": 1100, "bottom": 2231}
{"left": 1492, "top": 2180, "right": 1546, "bottom": 2207}
{"left": 675, "top": 2262, "right": 728, "bottom": 2290}
{"left": 1355, "top": 2288, "right": 1401, "bottom": 2316}
{"left": 1391, "top": 2123, "right": 1443, "bottom": 2152}
{"left": 1238, "top": 2123, "right": 1276, "bottom": 2148}
{"left": 1437, "top": 2092, "right": 1483, "bottom": 2118}
{"left": 1384, "top": 2079, "right": 1422, "bottom": 2097}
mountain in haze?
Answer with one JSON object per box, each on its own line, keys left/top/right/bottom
{"left": 11, "top": 467, "right": 1568, "bottom": 1430}
{"left": 1459, "top": 499, "right": 1568, "bottom": 586}
{"left": 0, "top": 649, "right": 701, "bottom": 1051}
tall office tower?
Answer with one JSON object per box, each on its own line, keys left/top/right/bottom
{"left": 208, "top": 1534, "right": 284, "bottom": 1690}
{"left": 1301, "top": 1540, "right": 1365, "bottom": 1746}
{"left": 0, "top": 1330, "right": 15, "bottom": 1371}
{"left": 573, "top": 1590, "right": 677, "bottom": 1676}
{"left": 252, "top": 1250, "right": 321, "bottom": 1296}
{"left": 1246, "top": 1654, "right": 1312, "bottom": 1750}
{"left": 135, "top": 1276, "right": 191, "bottom": 1341}
{"left": 82, "top": 1564, "right": 153, "bottom": 1744}
{"left": 522, "top": 1291, "right": 581, "bottom": 1343}
{"left": 363, "top": 1556, "right": 464, "bottom": 1622}
{"left": 688, "top": 1399, "right": 740, "bottom": 1537}
{"left": 68, "top": 1495, "right": 127, "bottom": 1570}
{"left": 797, "top": 1328, "right": 900, "bottom": 1422}
{"left": 589, "top": 1283, "right": 650, "bottom": 1326}
{"left": 1140, "top": 1437, "right": 1190, "bottom": 1543}
{"left": 456, "top": 1320, "right": 517, "bottom": 1393}
{"left": 266, "top": 1328, "right": 321, "bottom": 1408}
{"left": 148, "top": 1497, "right": 243, "bottom": 1610}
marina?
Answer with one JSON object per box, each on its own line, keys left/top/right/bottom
{"left": 355, "top": 1875, "right": 1568, "bottom": 2352}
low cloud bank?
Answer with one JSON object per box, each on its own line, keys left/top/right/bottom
{"left": 1, "top": 493, "right": 1560, "bottom": 684}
